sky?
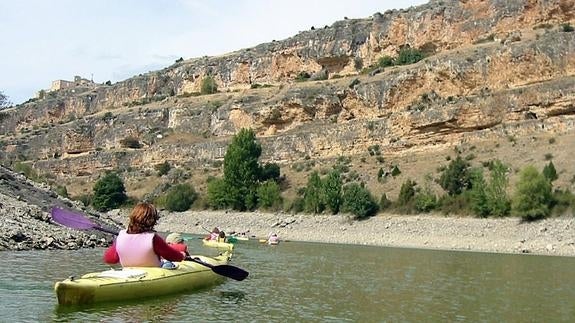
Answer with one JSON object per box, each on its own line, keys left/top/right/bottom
{"left": 0, "top": 0, "right": 427, "bottom": 105}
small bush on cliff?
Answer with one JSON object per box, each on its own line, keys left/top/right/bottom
{"left": 164, "top": 183, "right": 197, "bottom": 212}
{"left": 201, "top": 76, "right": 218, "bottom": 95}
{"left": 120, "top": 136, "right": 142, "bottom": 149}
{"left": 395, "top": 46, "right": 424, "bottom": 65}
{"left": 542, "top": 161, "right": 558, "bottom": 182}
{"left": 92, "top": 172, "right": 127, "bottom": 211}
{"left": 155, "top": 161, "right": 171, "bottom": 176}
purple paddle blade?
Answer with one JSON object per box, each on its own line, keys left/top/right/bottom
{"left": 51, "top": 207, "right": 118, "bottom": 234}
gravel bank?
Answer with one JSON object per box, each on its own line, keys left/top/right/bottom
{"left": 149, "top": 210, "right": 575, "bottom": 257}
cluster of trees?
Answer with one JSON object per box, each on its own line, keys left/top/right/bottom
{"left": 391, "top": 156, "right": 571, "bottom": 221}
{"left": 83, "top": 128, "right": 573, "bottom": 221}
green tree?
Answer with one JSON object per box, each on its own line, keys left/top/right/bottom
{"left": 257, "top": 181, "right": 283, "bottom": 210}
{"left": 92, "top": 172, "right": 127, "bottom": 211}
{"left": 222, "top": 128, "right": 261, "bottom": 210}
{"left": 323, "top": 170, "right": 343, "bottom": 214}
{"left": 0, "top": 91, "right": 10, "bottom": 109}
{"left": 439, "top": 156, "right": 472, "bottom": 195}
{"left": 260, "top": 162, "right": 280, "bottom": 182}
{"left": 469, "top": 168, "right": 489, "bottom": 217}
{"left": 512, "top": 166, "right": 553, "bottom": 221}
{"left": 200, "top": 75, "right": 218, "bottom": 94}
{"left": 398, "top": 179, "right": 417, "bottom": 205}
{"left": 164, "top": 183, "right": 197, "bottom": 212}
{"left": 341, "top": 183, "right": 378, "bottom": 219}
{"left": 542, "top": 161, "right": 558, "bottom": 182}
{"left": 304, "top": 171, "right": 325, "bottom": 214}
{"left": 485, "top": 160, "right": 510, "bottom": 217}
{"left": 206, "top": 178, "right": 233, "bottom": 209}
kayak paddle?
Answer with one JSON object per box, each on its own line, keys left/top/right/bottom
{"left": 50, "top": 207, "right": 249, "bottom": 281}
{"left": 51, "top": 207, "right": 118, "bottom": 234}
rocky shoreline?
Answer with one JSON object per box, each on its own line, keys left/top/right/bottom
{"left": 149, "top": 210, "right": 575, "bottom": 257}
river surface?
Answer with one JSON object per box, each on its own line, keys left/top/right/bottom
{"left": 1, "top": 236, "right": 574, "bottom": 322}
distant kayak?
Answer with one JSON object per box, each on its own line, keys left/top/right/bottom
{"left": 54, "top": 252, "right": 232, "bottom": 306}
{"left": 259, "top": 238, "right": 280, "bottom": 245}
{"left": 202, "top": 239, "right": 234, "bottom": 250}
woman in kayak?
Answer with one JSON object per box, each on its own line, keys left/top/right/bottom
{"left": 166, "top": 232, "right": 190, "bottom": 256}
{"left": 205, "top": 227, "right": 220, "bottom": 241}
{"left": 103, "top": 202, "right": 185, "bottom": 267}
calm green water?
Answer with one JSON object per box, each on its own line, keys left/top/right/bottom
{"left": 1, "top": 237, "right": 574, "bottom": 322}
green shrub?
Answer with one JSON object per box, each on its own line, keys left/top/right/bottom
{"left": 398, "top": 179, "right": 417, "bottom": 205}
{"left": 562, "top": 23, "right": 574, "bottom": 32}
{"left": 257, "top": 181, "right": 283, "bottom": 210}
{"left": 13, "top": 162, "right": 38, "bottom": 180}
{"left": 395, "top": 47, "right": 424, "bottom": 65}
{"left": 542, "top": 161, "right": 558, "bottom": 182}
{"left": 511, "top": 166, "right": 553, "bottom": 221}
{"left": 206, "top": 178, "right": 232, "bottom": 209}
{"left": 155, "top": 161, "right": 171, "bottom": 176}
{"left": 414, "top": 191, "right": 438, "bottom": 213}
{"left": 55, "top": 185, "right": 68, "bottom": 198}
{"left": 377, "top": 55, "right": 394, "bottom": 68}
{"left": 92, "top": 172, "right": 127, "bottom": 211}
{"left": 295, "top": 71, "right": 311, "bottom": 82}
{"left": 260, "top": 163, "right": 281, "bottom": 182}
{"left": 200, "top": 76, "right": 218, "bottom": 94}
{"left": 74, "top": 194, "right": 92, "bottom": 207}
{"left": 120, "top": 136, "right": 142, "bottom": 149}
{"left": 341, "top": 183, "right": 378, "bottom": 219}
{"left": 164, "top": 183, "right": 197, "bottom": 212}
{"left": 551, "top": 189, "right": 575, "bottom": 216}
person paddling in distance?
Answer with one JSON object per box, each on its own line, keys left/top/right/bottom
{"left": 103, "top": 202, "right": 185, "bottom": 267}
{"left": 166, "top": 232, "right": 190, "bottom": 257}
{"left": 205, "top": 227, "right": 220, "bottom": 241}
{"left": 268, "top": 233, "right": 279, "bottom": 245}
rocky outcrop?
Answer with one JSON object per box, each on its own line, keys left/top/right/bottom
{"left": 0, "top": 166, "right": 120, "bottom": 251}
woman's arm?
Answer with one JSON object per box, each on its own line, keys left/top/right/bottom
{"left": 153, "top": 234, "right": 185, "bottom": 261}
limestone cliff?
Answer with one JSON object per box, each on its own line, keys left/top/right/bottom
{"left": 0, "top": 0, "right": 574, "bottom": 198}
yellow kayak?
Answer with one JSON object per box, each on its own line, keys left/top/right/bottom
{"left": 202, "top": 239, "right": 234, "bottom": 250}
{"left": 55, "top": 252, "right": 231, "bottom": 306}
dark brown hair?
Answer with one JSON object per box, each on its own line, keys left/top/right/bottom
{"left": 127, "top": 202, "right": 159, "bottom": 234}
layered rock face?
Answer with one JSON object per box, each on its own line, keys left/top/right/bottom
{"left": 0, "top": 0, "right": 574, "bottom": 183}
